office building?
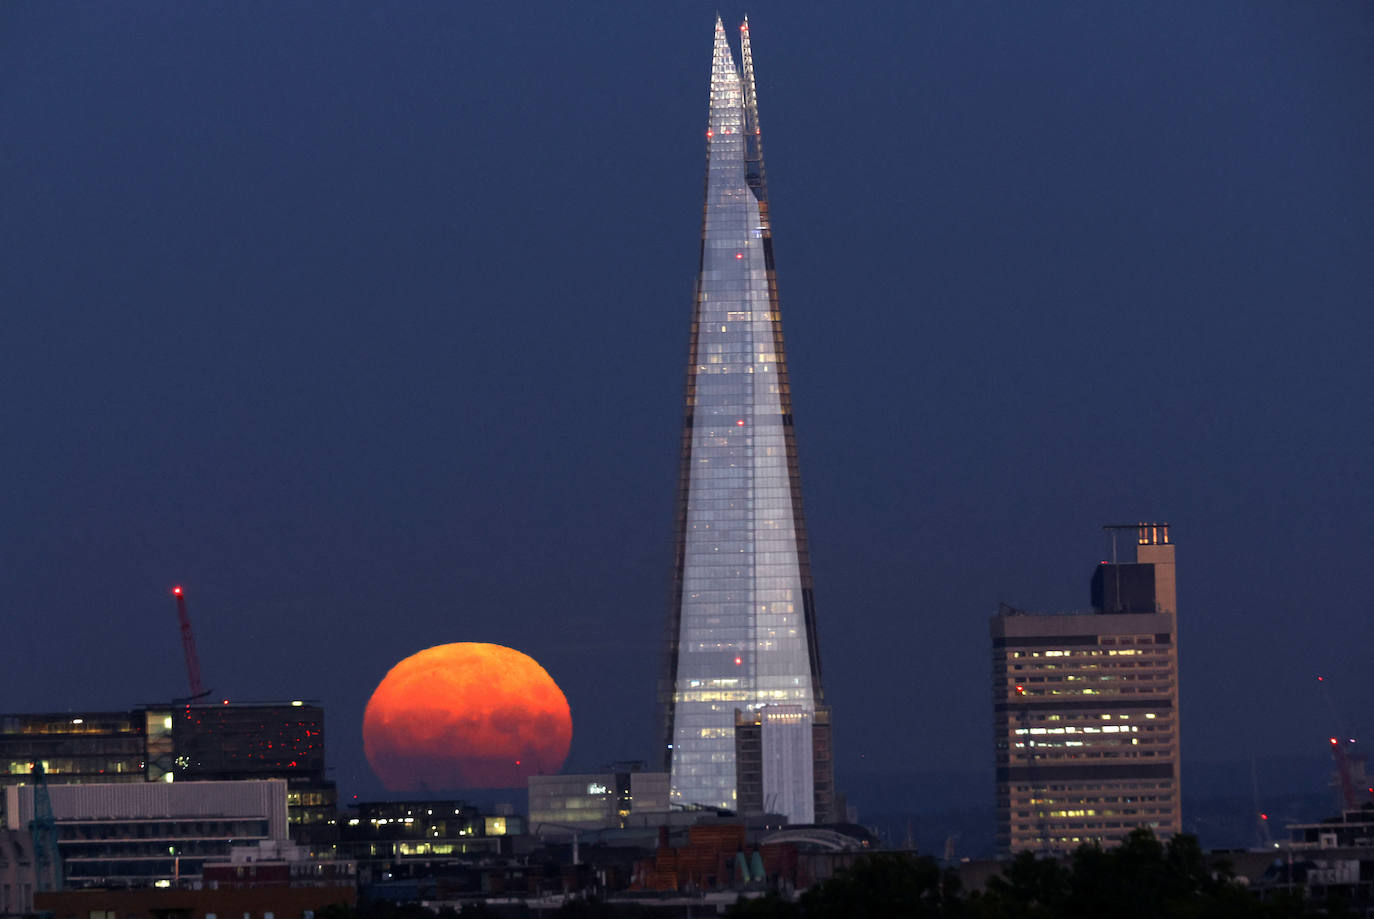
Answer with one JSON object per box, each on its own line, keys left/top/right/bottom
{"left": 0, "top": 702, "right": 335, "bottom": 851}
{"left": 171, "top": 702, "right": 337, "bottom": 850}
{"left": 528, "top": 770, "right": 670, "bottom": 834}
{"left": 735, "top": 705, "right": 834, "bottom": 823}
{"left": 659, "top": 17, "right": 828, "bottom": 825}
{"left": 991, "top": 523, "right": 1181, "bottom": 855}
{"left": 6, "top": 779, "right": 288, "bottom": 890}
{"left": 337, "top": 800, "right": 522, "bottom": 888}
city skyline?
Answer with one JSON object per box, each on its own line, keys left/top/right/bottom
{"left": 1, "top": 2, "right": 1370, "bottom": 830}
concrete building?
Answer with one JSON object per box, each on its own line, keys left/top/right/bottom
{"left": 528, "top": 771, "right": 669, "bottom": 835}
{"left": 0, "top": 829, "right": 36, "bottom": 916}
{"left": 336, "top": 799, "right": 522, "bottom": 888}
{"left": 991, "top": 523, "right": 1181, "bottom": 855}
{"left": 0, "top": 702, "right": 336, "bottom": 852}
{"left": 4, "top": 779, "right": 288, "bottom": 901}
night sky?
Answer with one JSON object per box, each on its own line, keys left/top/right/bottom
{"left": 3, "top": 1, "right": 1372, "bottom": 822}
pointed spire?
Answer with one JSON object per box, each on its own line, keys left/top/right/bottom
{"left": 708, "top": 14, "right": 743, "bottom": 138}
{"left": 739, "top": 17, "right": 762, "bottom": 137}
{"left": 712, "top": 14, "right": 737, "bottom": 80}
{"left": 738, "top": 17, "right": 767, "bottom": 201}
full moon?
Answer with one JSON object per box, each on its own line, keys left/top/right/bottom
{"left": 363, "top": 642, "right": 572, "bottom": 791}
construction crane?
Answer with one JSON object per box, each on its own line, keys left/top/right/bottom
{"left": 1317, "top": 676, "right": 1370, "bottom": 812}
{"left": 1251, "top": 758, "right": 1272, "bottom": 848}
{"left": 29, "top": 762, "right": 63, "bottom": 892}
{"left": 1329, "top": 736, "right": 1368, "bottom": 812}
{"left": 171, "top": 586, "right": 209, "bottom": 700}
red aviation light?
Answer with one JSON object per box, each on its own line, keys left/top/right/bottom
{"left": 735, "top": 419, "right": 745, "bottom": 426}
{"left": 735, "top": 252, "right": 743, "bottom": 259}
{"left": 734, "top": 656, "right": 743, "bottom": 666}
{"left": 172, "top": 586, "right": 183, "bottom": 595}
{"left": 1331, "top": 737, "right": 1340, "bottom": 745}
{"left": 706, "top": 129, "right": 714, "bottom": 138}
{"left": 1260, "top": 813, "right": 1269, "bottom": 820}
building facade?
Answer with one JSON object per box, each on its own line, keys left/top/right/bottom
{"left": 735, "top": 706, "right": 834, "bottom": 823}
{"left": 0, "top": 703, "right": 335, "bottom": 852}
{"left": 660, "top": 17, "right": 827, "bottom": 824}
{"left": 528, "top": 771, "right": 670, "bottom": 834}
{"left": 6, "top": 779, "right": 289, "bottom": 890}
{"left": 991, "top": 524, "right": 1181, "bottom": 855}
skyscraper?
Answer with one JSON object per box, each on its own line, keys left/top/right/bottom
{"left": 659, "top": 18, "right": 828, "bottom": 824}
{"left": 991, "top": 524, "right": 1181, "bottom": 855}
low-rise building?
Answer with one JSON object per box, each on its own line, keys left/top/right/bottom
{"left": 529, "top": 770, "right": 669, "bottom": 835}
{"left": 6, "top": 778, "right": 290, "bottom": 892}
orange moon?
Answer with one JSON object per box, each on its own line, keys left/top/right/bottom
{"left": 363, "top": 643, "right": 572, "bottom": 791}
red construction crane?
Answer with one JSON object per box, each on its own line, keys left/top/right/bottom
{"left": 171, "top": 585, "right": 206, "bottom": 699}
{"left": 1318, "top": 676, "right": 1369, "bottom": 811}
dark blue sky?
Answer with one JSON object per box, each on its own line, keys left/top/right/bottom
{"left": 2, "top": 1, "right": 1371, "bottom": 813}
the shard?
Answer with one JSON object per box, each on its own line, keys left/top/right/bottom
{"left": 660, "top": 17, "right": 830, "bottom": 824}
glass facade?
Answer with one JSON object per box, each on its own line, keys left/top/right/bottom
{"left": 661, "top": 19, "right": 824, "bottom": 818}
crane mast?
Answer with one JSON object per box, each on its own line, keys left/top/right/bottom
{"left": 30, "top": 761, "right": 63, "bottom": 892}
{"left": 171, "top": 586, "right": 205, "bottom": 699}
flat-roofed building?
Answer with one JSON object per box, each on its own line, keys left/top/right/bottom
{"left": 735, "top": 705, "right": 836, "bottom": 824}
{"left": 5, "top": 779, "right": 288, "bottom": 893}
{"left": 0, "top": 703, "right": 335, "bottom": 852}
{"left": 529, "top": 771, "right": 670, "bottom": 835}
{"left": 992, "top": 524, "right": 1181, "bottom": 855}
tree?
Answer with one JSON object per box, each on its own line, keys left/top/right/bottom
{"left": 725, "top": 892, "right": 800, "bottom": 919}
{"left": 797, "top": 853, "right": 962, "bottom": 919}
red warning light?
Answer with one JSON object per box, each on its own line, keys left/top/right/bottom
{"left": 1015, "top": 685, "right": 1025, "bottom": 694}
{"left": 222, "top": 700, "right": 229, "bottom": 705}
{"left": 706, "top": 130, "right": 714, "bottom": 138}
{"left": 735, "top": 252, "right": 744, "bottom": 259}
{"left": 515, "top": 760, "right": 521, "bottom": 766}
{"left": 1260, "top": 813, "right": 1268, "bottom": 820}
{"left": 1317, "top": 676, "right": 1325, "bottom": 682}
{"left": 734, "top": 656, "right": 743, "bottom": 666}
{"left": 735, "top": 419, "right": 745, "bottom": 426}
{"left": 1331, "top": 737, "right": 1340, "bottom": 745}
{"left": 172, "top": 586, "right": 183, "bottom": 595}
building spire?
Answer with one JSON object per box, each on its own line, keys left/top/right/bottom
{"left": 662, "top": 16, "right": 828, "bottom": 824}
{"left": 738, "top": 16, "right": 766, "bottom": 201}
{"left": 709, "top": 14, "right": 742, "bottom": 138}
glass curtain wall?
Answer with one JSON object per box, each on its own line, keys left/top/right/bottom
{"left": 663, "top": 18, "right": 821, "bottom": 815}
